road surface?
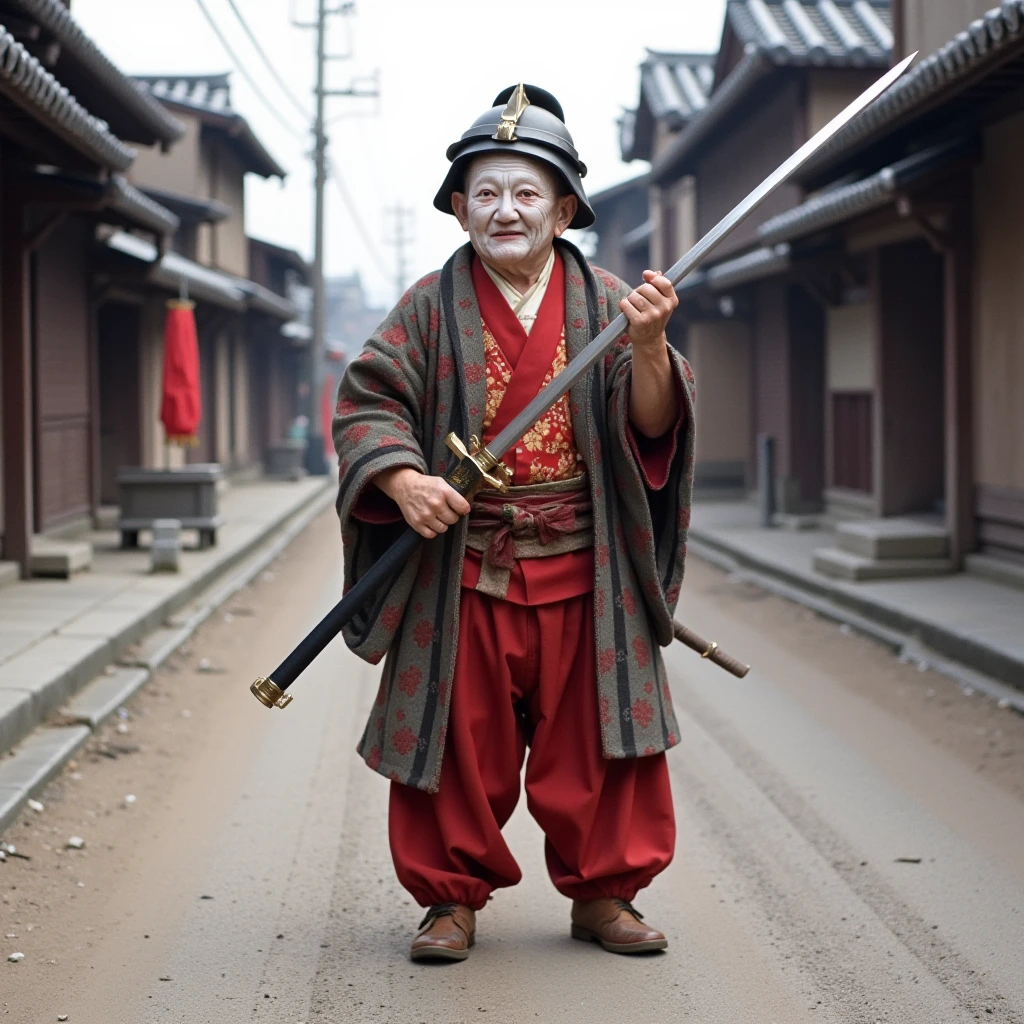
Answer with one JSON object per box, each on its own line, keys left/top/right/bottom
{"left": 3, "top": 509, "right": 1023, "bottom": 1023}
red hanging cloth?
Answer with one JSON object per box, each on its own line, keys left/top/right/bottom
{"left": 160, "top": 299, "right": 202, "bottom": 446}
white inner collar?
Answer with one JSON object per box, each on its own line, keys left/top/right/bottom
{"left": 479, "top": 248, "right": 556, "bottom": 335}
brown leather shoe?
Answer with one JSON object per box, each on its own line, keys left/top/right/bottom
{"left": 571, "top": 898, "right": 667, "bottom": 954}
{"left": 410, "top": 903, "right": 476, "bottom": 962}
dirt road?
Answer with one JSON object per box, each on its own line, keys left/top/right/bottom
{"left": 3, "top": 509, "right": 1023, "bottom": 1023}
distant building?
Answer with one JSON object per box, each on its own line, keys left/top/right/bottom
{"left": 95, "top": 72, "right": 300, "bottom": 478}
{"left": 588, "top": 174, "right": 650, "bottom": 291}
{"left": 325, "top": 273, "right": 388, "bottom": 361}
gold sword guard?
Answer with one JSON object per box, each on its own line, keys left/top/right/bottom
{"left": 445, "top": 433, "right": 513, "bottom": 498}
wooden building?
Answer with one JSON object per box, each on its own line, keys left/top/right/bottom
{"left": 95, "top": 73, "right": 297, "bottom": 479}
{"left": 247, "top": 236, "right": 311, "bottom": 461}
{"left": 0, "top": 15, "right": 307, "bottom": 580}
{"left": 612, "top": 0, "right": 1024, "bottom": 582}
{"left": 587, "top": 174, "right": 651, "bottom": 289}
{"left": 0, "top": 1, "right": 184, "bottom": 576}
{"left": 634, "top": 0, "right": 893, "bottom": 504}
{"left": 762, "top": 0, "right": 1024, "bottom": 578}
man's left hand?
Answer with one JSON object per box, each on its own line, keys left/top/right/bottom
{"left": 619, "top": 270, "right": 678, "bottom": 352}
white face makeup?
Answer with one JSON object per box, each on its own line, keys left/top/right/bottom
{"left": 451, "top": 153, "right": 577, "bottom": 283}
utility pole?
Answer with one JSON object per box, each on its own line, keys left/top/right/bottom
{"left": 384, "top": 205, "right": 415, "bottom": 301}
{"left": 293, "top": 0, "right": 376, "bottom": 476}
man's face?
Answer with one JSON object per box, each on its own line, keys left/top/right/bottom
{"left": 451, "top": 153, "right": 577, "bottom": 272}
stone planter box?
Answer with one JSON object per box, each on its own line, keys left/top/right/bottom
{"left": 117, "top": 465, "right": 224, "bottom": 550}
{"left": 264, "top": 439, "right": 307, "bottom": 481}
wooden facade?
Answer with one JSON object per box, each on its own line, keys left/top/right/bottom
{"left": 0, "top": 21, "right": 304, "bottom": 579}
{"left": 0, "top": 11, "right": 182, "bottom": 575}
{"left": 610, "top": 0, "right": 1024, "bottom": 573}
{"left": 635, "top": 7, "right": 882, "bottom": 509}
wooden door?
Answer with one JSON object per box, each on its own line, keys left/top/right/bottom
{"left": 96, "top": 302, "right": 142, "bottom": 505}
{"left": 832, "top": 391, "right": 873, "bottom": 493}
{"left": 33, "top": 219, "right": 92, "bottom": 530}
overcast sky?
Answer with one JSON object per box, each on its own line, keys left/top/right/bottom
{"left": 74, "top": 0, "right": 726, "bottom": 307}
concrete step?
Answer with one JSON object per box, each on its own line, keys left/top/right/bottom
{"left": 775, "top": 513, "right": 823, "bottom": 533}
{"left": 62, "top": 667, "right": 150, "bottom": 729}
{"left": 836, "top": 519, "right": 949, "bottom": 560}
{"left": 966, "top": 553, "right": 1024, "bottom": 593}
{"left": 0, "top": 725, "right": 91, "bottom": 834}
{"left": 30, "top": 537, "right": 93, "bottom": 578}
{"left": 812, "top": 546, "right": 954, "bottom": 582}
{"left": 0, "top": 562, "right": 18, "bottom": 591}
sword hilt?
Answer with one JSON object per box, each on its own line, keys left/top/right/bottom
{"left": 445, "top": 432, "right": 513, "bottom": 498}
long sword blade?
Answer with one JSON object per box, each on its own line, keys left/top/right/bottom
{"left": 489, "top": 52, "right": 916, "bottom": 461}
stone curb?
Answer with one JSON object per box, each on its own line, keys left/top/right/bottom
{"left": 0, "top": 480, "right": 335, "bottom": 757}
{"left": 688, "top": 534, "right": 1024, "bottom": 714}
{"left": 0, "top": 482, "right": 337, "bottom": 838}
{"left": 0, "top": 727, "right": 92, "bottom": 836}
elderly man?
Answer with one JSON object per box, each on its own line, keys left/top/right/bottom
{"left": 333, "top": 84, "right": 695, "bottom": 961}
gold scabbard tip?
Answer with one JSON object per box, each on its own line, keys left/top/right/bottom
{"left": 701, "top": 641, "right": 719, "bottom": 659}
{"left": 251, "top": 676, "right": 293, "bottom": 709}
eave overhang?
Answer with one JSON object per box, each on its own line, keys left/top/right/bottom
{"left": 0, "top": 0, "right": 185, "bottom": 146}
{"left": 759, "top": 135, "right": 980, "bottom": 246}
{"left": 0, "top": 23, "right": 133, "bottom": 170}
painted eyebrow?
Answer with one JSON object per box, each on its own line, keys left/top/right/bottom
{"left": 471, "top": 176, "right": 546, "bottom": 191}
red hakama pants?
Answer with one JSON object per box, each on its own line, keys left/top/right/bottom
{"left": 389, "top": 587, "right": 675, "bottom": 911}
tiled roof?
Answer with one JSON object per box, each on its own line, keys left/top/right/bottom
{"left": 621, "top": 52, "right": 714, "bottom": 162}
{"left": 801, "top": 0, "right": 1024, "bottom": 180}
{"left": 759, "top": 136, "right": 978, "bottom": 245}
{"left": 104, "top": 230, "right": 295, "bottom": 321}
{"left": 643, "top": 2, "right": 892, "bottom": 177}
{"left": 1, "top": 0, "right": 184, "bottom": 144}
{"left": 726, "top": 0, "right": 892, "bottom": 68}
{"left": 0, "top": 23, "right": 133, "bottom": 170}
{"left": 676, "top": 242, "right": 792, "bottom": 295}
{"left": 132, "top": 73, "right": 286, "bottom": 179}
{"left": 133, "top": 73, "right": 233, "bottom": 114}
{"left": 641, "top": 52, "right": 715, "bottom": 126}
{"left": 108, "top": 176, "right": 180, "bottom": 235}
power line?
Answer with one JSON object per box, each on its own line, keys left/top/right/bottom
{"left": 328, "top": 156, "right": 392, "bottom": 280}
{"left": 222, "top": 0, "right": 312, "bottom": 121}
{"left": 193, "top": 0, "right": 309, "bottom": 143}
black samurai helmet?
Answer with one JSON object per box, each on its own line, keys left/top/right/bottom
{"left": 433, "top": 83, "right": 596, "bottom": 230}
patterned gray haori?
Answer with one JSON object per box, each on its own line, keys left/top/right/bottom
{"left": 332, "top": 239, "right": 696, "bottom": 792}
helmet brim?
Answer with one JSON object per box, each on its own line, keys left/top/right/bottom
{"left": 432, "top": 140, "right": 596, "bottom": 231}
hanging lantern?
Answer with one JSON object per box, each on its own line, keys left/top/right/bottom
{"left": 160, "top": 298, "right": 202, "bottom": 446}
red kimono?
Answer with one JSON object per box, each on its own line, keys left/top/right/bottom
{"left": 380, "top": 253, "right": 679, "bottom": 910}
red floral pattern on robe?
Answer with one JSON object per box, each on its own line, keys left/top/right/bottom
{"left": 481, "top": 322, "right": 583, "bottom": 484}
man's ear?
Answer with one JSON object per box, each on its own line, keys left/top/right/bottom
{"left": 451, "top": 192, "right": 470, "bottom": 232}
{"left": 553, "top": 193, "right": 578, "bottom": 237}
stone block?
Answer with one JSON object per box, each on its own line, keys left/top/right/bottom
{"left": 812, "top": 546, "right": 954, "bottom": 582}
{"left": 837, "top": 519, "right": 949, "bottom": 560}
{"left": 265, "top": 440, "right": 308, "bottom": 481}
{"left": 151, "top": 518, "right": 182, "bottom": 573}
{"left": 0, "top": 562, "right": 18, "bottom": 591}
{"left": 29, "top": 537, "right": 93, "bottom": 579}
{"left": 965, "top": 553, "right": 1024, "bottom": 593}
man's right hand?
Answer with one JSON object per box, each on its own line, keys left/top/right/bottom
{"left": 374, "top": 467, "right": 471, "bottom": 539}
